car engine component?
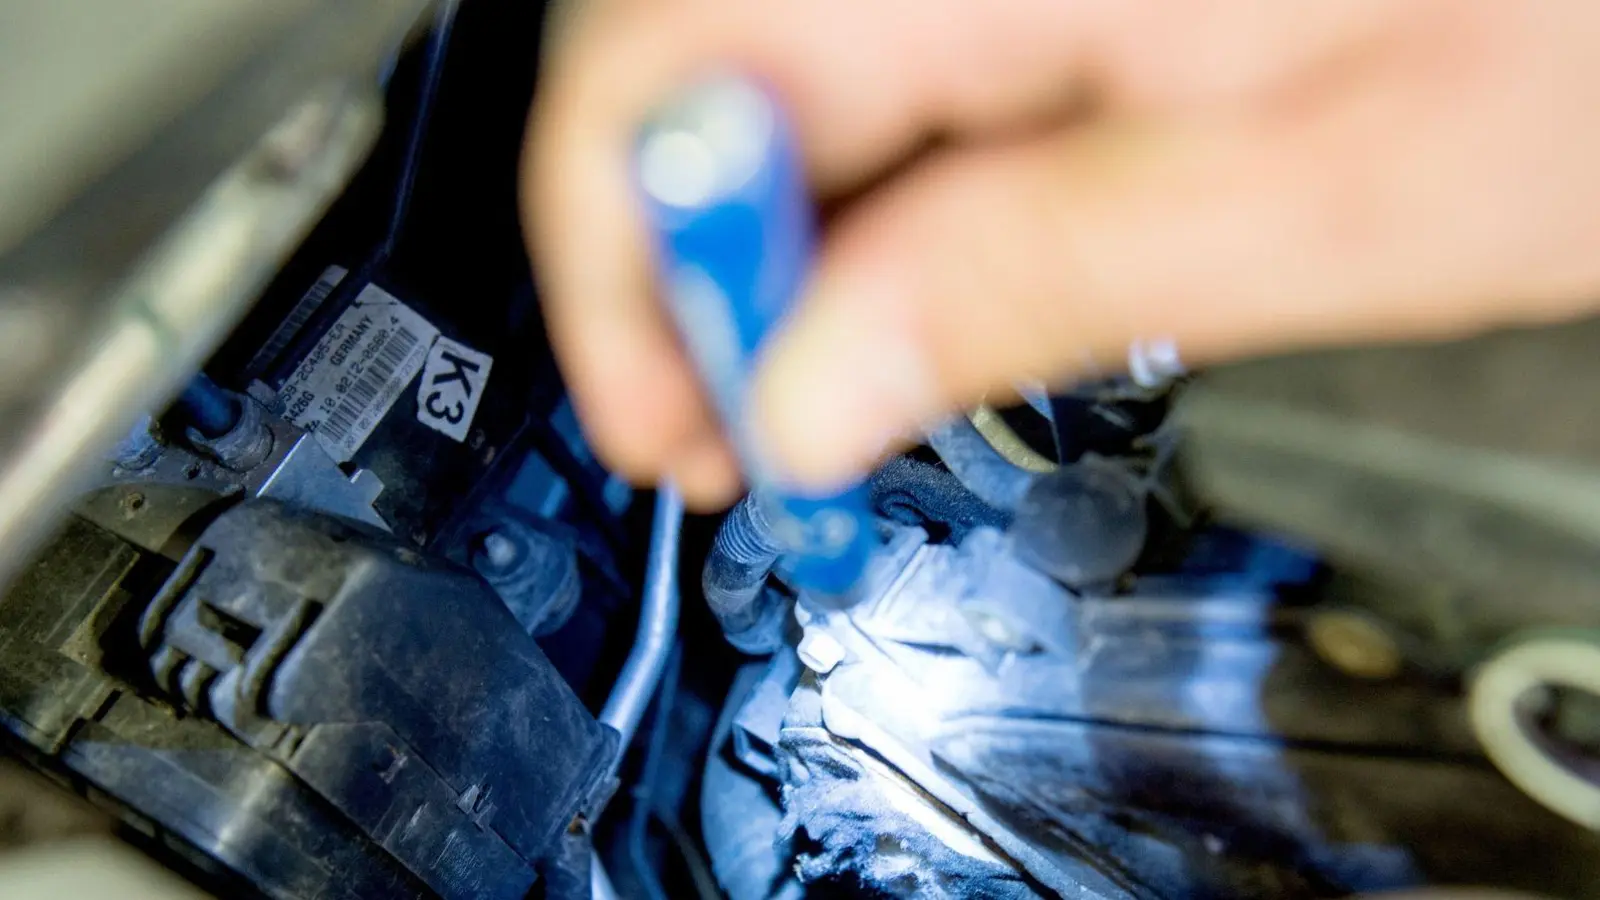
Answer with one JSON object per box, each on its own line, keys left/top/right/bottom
{"left": 4, "top": 1, "right": 1600, "bottom": 899}
{"left": 4, "top": 497, "right": 613, "bottom": 899}
{"left": 704, "top": 524, "right": 1600, "bottom": 898}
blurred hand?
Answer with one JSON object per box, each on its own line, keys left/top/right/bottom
{"left": 524, "top": 0, "right": 1600, "bottom": 509}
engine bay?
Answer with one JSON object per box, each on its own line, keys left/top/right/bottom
{"left": 3, "top": 3, "right": 1599, "bottom": 899}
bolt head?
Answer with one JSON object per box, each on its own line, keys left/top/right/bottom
{"left": 476, "top": 531, "right": 520, "bottom": 572}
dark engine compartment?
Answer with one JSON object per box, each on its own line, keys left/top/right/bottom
{"left": 3, "top": 3, "right": 1600, "bottom": 899}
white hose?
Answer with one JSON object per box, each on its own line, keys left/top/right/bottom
{"left": 591, "top": 855, "right": 620, "bottom": 900}
{"left": 593, "top": 485, "right": 685, "bottom": 898}
{"left": 1468, "top": 634, "right": 1600, "bottom": 829}
{"left": 599, "top": 484, "right": 684, "bottom": 765}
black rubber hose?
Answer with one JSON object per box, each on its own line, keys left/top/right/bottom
{"left": 870, "top": 456, "right": 1009, "bottom": 542}
{"left": 702, "top": 495, "right": 788, "bottom": 654}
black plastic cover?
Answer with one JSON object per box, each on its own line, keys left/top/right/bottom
{"left": 2, "top": 498, "right": 614, "bottom": 900}
{"left": 138, "top": 500, "right": 617, "bottom": 895}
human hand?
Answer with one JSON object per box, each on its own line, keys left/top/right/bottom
{"left": 524, "top": 0, "right": 1600, "bottom": 509}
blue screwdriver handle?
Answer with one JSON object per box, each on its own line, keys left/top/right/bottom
{"left": 633, "top": 76, "right": 874, "bottom": 595}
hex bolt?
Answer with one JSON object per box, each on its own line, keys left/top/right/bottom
{"left": 112, "top": 416, "right": 164, "bottom": 471}
{"left": 479, "top": 531, "right": 520, "bottom": 571}
{"left": 797, "top": 629, "right": 846, "bottom": 675}
{"left": 182, "top": 385, "right": 273, "bottom": 472}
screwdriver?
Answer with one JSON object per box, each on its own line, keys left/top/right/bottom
{"left": 633, "top": 75, "right": 876, "bottom": 596}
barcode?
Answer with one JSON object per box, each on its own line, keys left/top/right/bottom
{"left": 246, "top": 266, "right": 347, "bottom": 377}
{"left": 319, "top": 327, "right": 421, "bottom": 444}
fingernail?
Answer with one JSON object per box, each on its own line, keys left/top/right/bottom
{"left": 750, "top": 279, "right": 941, "bottom": 489}
{"left": 667, "top": 431, "right": 743, "bottom": 510}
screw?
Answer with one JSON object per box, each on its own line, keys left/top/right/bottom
{"left": 797, "top": 629, "right": 846, "bottom": 675}
{"left": 479, "top": 531, "right": 519, "bottom": 570}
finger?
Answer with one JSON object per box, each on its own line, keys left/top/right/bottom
{"left": 536, "top": 245, "right": 724, "bottom": 486}
{"left": 667, "top": 431, "right": 745, "bottom": 512}
{"left": 536, "top": 0, "right": 1106, "bottom": 194}
{"left": 530, "top": 0, "right": 738, "bottom": 484}
{"left": 523, "top": 0, "right": 1117, "bottom": 488}
{"left": 749, "top": 123, "right": 1258, "bottom": 486}
{"left": 749, "top": 99, "right": 1584, "bottom": 488}
{"left": 524, "top": 0, "right": 1421, "bottom": 486}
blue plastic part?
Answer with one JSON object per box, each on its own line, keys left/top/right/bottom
{"left": 634, "top": 76, "right": 876, "bottom": 595}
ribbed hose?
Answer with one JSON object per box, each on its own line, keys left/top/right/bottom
{"left": 703, "top": 494, "right": 788, "bottom": 654}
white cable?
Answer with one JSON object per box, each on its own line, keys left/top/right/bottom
{"left": 1469, "top": 634, "right": 1600, "bottom": 829}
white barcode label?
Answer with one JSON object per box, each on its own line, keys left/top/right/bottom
{"left": 416, "top": 336, "right": 493, "bottom": 442}
{"left": 273, "top": 282, "right": 439, "bottom": 462}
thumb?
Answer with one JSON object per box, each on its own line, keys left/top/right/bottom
{"left": 749, "top": 111, "right": 1565, "bottom": 488}
{"left": 750, "top": 121, "right": 1317, "bottom": 487}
